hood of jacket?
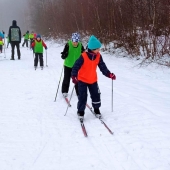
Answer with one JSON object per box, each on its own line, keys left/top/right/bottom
{"left": 12, "top": 20, "right": 17, "bottom": 26}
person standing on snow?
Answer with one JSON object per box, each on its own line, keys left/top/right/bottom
{"left": 22, "top": 30, "right": 29, "bottom": 47}
{"left": 8, "top": 20, "right": 21, "bottom": 60}
{"left": 71, "top": 35, "right": 116, "bottom": 121}
{"left": 61, "top": 32, "right": 85, "bottom": 97}
{"left": 31, "top": 34, "right": 47, "bottom": 70}
{"left": 0, "top": 37, "right": 4, "bottom": 53}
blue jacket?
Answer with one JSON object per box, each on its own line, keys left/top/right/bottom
{"left": 71, "top": 50, "right": 111, "bottom": 78}
{"left": 0, "top": 32, "right": 4, "bottom": 39}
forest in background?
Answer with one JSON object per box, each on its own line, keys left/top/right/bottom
{"left": 29, "top": 0, "right": 170, "bottom": 66}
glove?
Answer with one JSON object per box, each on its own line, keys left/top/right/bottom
{"left": 71, "top": 76, "right": 78, "bottom": 84}
{"left": 61, "top": 52, "right": 68, "bottom": 59}
{"left": 45, "top": 47, "right": 47, "bottom": 50}
{"left": 109, "top": 73, "right": 116, "bottom": 80}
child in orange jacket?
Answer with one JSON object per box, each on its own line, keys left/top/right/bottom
{"left": 71, "top": 35, "right": 116, "bottom": 122}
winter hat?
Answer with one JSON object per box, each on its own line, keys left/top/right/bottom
{"left": 71, "top": 32, "right": 80, "bottom": 42}
{"left": 36, "top": 34, "right": 41, "bottom": 38}
{"left": 87, "top": 35, "right": 101, "bottom": 50}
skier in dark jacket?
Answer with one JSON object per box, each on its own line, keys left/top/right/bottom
{"left": 61, "top": 33, "right": 85, "bottom": 97}
{"left": 8, "top": 20, "right": 21, "bottom": 60}
{"left": 71, "top": 35, "right": 116, "bottom": 121}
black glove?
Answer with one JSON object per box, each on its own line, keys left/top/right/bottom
{"left": 61, "top": 52, "right": 68, "bottom": 59}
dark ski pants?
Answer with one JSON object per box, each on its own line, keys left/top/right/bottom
{"left": 0, "top": 45, "right": 2, "bottom": 52}
{"left": 61, "top": 66, "right": 78, "bottom": 95}
{"left": 34, "top": 53, "right": 43, "bottom": 67}
{"left": 77, "top": 81, "right": 101, "bottom": 112}
{"left": 22, "top": 39, "right": 28, "bottom": 47}
{"left": 11, "top": 42, "right": 21, "bottom": 59}
{"left": 7, "top": 42, "right": 10, "bottom": 48}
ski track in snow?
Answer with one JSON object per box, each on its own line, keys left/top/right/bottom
{"left": 0, "top": 40, "right": 170, "bottom": 170}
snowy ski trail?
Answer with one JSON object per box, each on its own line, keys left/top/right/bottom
{"left": 0, "top": 40, "right": 170, "bottom": 170}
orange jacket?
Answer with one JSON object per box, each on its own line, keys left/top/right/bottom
{"left": 78, "top": 52, "right": 100, "bottom": 84}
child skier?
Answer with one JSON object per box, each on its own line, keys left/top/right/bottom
{"left": 71, "top": 35, "right": 116, "bottom": 121}
{"left": 22, "top": 30, "right": 29, "bottom": 47}
{"left": 31, "top": 34, "right": 47, "bottom": 70}
{"left": 61, "top": 32, "right": 85, "bottom": 97}
{"left": 0, "top": 37, "right": 4, "bottom": 53}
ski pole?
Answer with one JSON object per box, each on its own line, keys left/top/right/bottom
{"left": 4, "top": 34, "right": 6, "bottom": 58}
{"left": 46, "top": 50, "right": 48, "bottom": 67}
{"left": 111, "top": 80, "right": 113, "bottom": 112}
{"left": 54, "top": 66, "right": 64, "bottom": 101}
{"left": 4, "top": 48, "right": 6, "bottom": 58}
{"left": 64, "top": 86, "right": 74, "bottom": 116}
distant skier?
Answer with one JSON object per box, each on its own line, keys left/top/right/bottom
{"left": 31, "top": 34, "right": 47, "bottom": 70}
{"left": 22, "top": 30, "right": 29, "bottom": 47}
{"left": 29, "top": 31, "right": 36, "bottom": 50}
{"left": 0, "top": 31, "right": 4, "bottom": 39}
{"left": 0, "top": 37, "right": 4, "bottom": 53}
{"left": 8, "top": 20, "right": 21, "bottom": 60}
{"left": 71, "top": 35, "right": 116, "bottom": 121}
{"left": 61, "top": 32, "right": 85, "bottom": 97}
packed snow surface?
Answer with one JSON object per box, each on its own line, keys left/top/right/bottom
{"left": 0, "top": 40, "right": 170, "bottom": 170}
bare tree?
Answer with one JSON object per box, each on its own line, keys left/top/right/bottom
{"left": 28, "top": 0, "right": 170, "bottom": 66}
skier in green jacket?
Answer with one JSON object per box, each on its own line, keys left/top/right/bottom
{"left": 31, "top": 34, "right": 47, "bottom": 70}
{"left": 22, "top": 30, "right": 29, "bottom": 47}
{"left": 0, "top": 37, "right": 4, "bottom": 53}
{"left": 61, "top": 33, "right": 85, "bottom": 97}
